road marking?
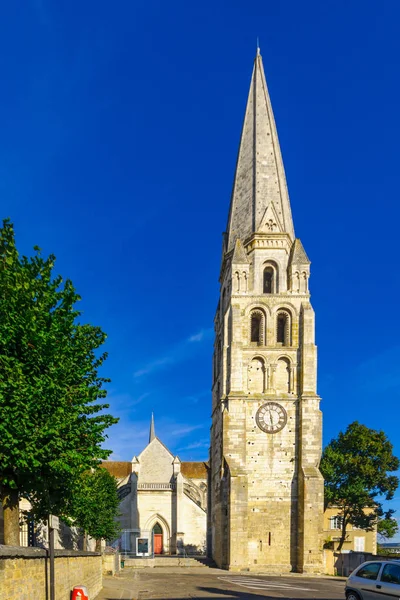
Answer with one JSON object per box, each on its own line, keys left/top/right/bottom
{"left": 218, "top": 576, "right": 318, "bottom": 592}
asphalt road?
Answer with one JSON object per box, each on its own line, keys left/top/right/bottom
{"left": 96, "top": 568, "right": 346, "bottom": 600}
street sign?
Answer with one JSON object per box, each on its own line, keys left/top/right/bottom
{"left": 49, "top": 515, "right": 60, "bottom": 530}
{"left": 136, "top": 537, "right": 149, "bottom": 556}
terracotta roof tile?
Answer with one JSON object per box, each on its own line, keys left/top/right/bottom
{"left": 101, "top": 461, "right": 131, "bottom": 479}
{"left": 181, "top": 461, "right": 209, "bottom": 479}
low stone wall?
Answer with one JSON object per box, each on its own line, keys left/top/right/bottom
{"left": 0, "top": 545, "right": 102, "bottom": 600}
{"left": 324, "top": 550, "right": 400, "bottom": 576}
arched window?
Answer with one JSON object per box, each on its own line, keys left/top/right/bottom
{"left": 276, "top": 310, "right": 291, "bottom": 346}
{"left": 249, "top": 310, "right": 265, "bottom": 345}
{"left": 242, "top": 271, "right": 248, "bottom": 292}
{"left": 263, "top": 267, "right": 274, "bottom": 293}
{"left": 251, "top": 313, "right": 261, "bottom": 342}
{"left": 276, "top": 357, "right": 291, "bottom": 393}
{"left": 263, "top": 263, "right": 278, "bottom": 294}
{"left": 235, "top": 271, "right": 240, "bottom": 292}
{"left": 248, "top": 357, "right": 265, "bottom": 393}
{"left": 301, "top": 271, "right": 308, "bottom": 293}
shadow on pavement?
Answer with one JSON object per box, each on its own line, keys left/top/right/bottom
{"left": 101, "top": 591, "right": 341, "bottom": 600}
{"left": 197, "top": 588, "right": 341, "bottom": 599}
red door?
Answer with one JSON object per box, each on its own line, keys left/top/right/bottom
{"left": 154, "top": 534, "right": 163, "bottom": 554}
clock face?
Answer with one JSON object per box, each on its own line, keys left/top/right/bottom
{"left": 256, "top": 402, "right": 287, "bottom": 434}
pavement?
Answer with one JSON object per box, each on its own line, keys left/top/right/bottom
{"left": 94, "top": 567, "right": 346, "bottom": 600}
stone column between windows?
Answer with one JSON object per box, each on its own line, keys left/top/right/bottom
{"left": 289, "top": 366, "right": 295, "bottom": 393}
{"left": 270, "top": 363, "right": 277, "bottom": 391}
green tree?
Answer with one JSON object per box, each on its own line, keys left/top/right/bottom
{"left": 320, "top": 421, "right": 399, "bottom": 552}
{"left": 69, "top": 468, "right": 121, "bottom": 551}
{"left": 377, "top": 509, "right": 399, "bottom": 540}
{"left": 0, "top": 219, "right": 118, "bottom": 544}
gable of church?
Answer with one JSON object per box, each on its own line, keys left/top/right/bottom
{"left": 138, "top": 437, "right": 175, "bottom": 483}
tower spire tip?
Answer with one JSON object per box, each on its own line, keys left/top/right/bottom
{"left": 149, "top": 412, "right": 155, "bottom": 443}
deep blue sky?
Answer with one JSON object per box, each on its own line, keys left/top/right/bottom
{"left": 1, "top": 1, "right": 399, "bottom": 537}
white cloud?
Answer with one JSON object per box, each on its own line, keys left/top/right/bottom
{"left": 133, "top": 328, "right": 213, "bottom": 378}
{"left": 171, "top": 424, "right": 204, "bottom": 437}
{"left": 184, "top": 390, "right": 209, "bottom": 404}
{"left": 103, "top": 417, "right": 208, "bottom": 461}
{"left": 188, "top": 328, "right": 213, "bottom": 343}
{"left": 133, "top": 357, "right": 173, "bottom": 378}
{"left": 178, "top": 439, "right": 209, "bottom": 451}
{"left": 102, "top": 420, "right": 149, "bottom": 461}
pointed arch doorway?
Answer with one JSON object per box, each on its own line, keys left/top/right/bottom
{"left": 152, "top": 522, "right": 163, "bottom": 555}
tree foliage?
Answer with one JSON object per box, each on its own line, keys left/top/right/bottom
{"left": 377, "top": 510, "right": 399, "bottom": 540}
{"left": 68, "top": 468, "right": 121, "bottom": 545}
{"left": 0, "top": 219, "right": 118, "bottom": 540}
{"left": 320, "top": 421, "right": 399, "bottom": 551}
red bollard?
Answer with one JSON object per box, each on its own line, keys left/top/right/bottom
{"left": 71, "top": 585, "right": 89, "bottom": 600}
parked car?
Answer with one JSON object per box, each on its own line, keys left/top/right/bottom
{"left": 345, "top": 560, "right": 400, "bottom": 600}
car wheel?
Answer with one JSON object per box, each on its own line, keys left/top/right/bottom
{"left": 346, "top": 592, "right": 361, "bottom": 600}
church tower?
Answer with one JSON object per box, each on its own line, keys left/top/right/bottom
{"left": 209, "top": 49, "right": 324, "bottom": 573}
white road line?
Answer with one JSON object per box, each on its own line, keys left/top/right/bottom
{"left": 218, "top": 576, "right": 318, "bottom": 592}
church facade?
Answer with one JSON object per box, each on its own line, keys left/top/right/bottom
{"left": 209, "top": 50, "right": 324, "bottom": 573}
{"left": 103, "top": 417, "right": 208, "bottom": 556}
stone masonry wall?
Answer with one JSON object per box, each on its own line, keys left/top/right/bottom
{"left": 181, "top": 491, "right": 206, "bottom": 552}
{"left": 0, "top": 546, "right": 102, "bottom": 600}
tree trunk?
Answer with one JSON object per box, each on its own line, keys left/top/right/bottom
{"left": 2, "top": 488, "right": 20, "bottom": 546}
{"left": 95, "top": 538, "right": 102, "bottom": 552}
{"left": 337, "top": 519, "right": 347, "bottom": 552}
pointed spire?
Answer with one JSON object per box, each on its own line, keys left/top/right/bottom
{"left": 290, "top": 238, "right": 310, "bottom": 265}
{"left": 226, "top": 48, "right": 295, "bottom": 252}
{"left": 232, "top": 238, "right": 249, "bottom": 264}
{"left": 149, "top": 413, "right": 155, "bottom": 443}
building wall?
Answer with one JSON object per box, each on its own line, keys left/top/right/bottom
{"left": 211, "top": 241, "right": 324, "bottom": 572}
{"left": 181, "top": 491, "right": 207, "bottom": 552}
{"left": 323, "top": 506, "right": 377, "bottom": 554}
{"left": 0, "top": 547, "right": 102, "bottom": 600}
{"left": 138, "top": 440, "right": 175, "bottom": 483}
{"left": 137, "top": 490, "right": 174, "bottom": 552}
{"left": 108, "top": 443, "right": 208, "bottom": 555}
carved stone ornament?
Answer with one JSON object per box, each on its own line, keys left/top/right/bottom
{"left": 256, "top": 402, "right": 287, "bottom": 434}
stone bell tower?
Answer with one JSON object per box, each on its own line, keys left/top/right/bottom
{"left": 209, "top": 49, "right": 324, "bottom": 573}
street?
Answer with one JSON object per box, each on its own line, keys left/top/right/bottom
{"left": 95, "top": 568, "right": 345, "bottom": 600}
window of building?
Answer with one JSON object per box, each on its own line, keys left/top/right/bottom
{"left": 330, "top": 515, "right": 343, "bottom": 530}
{"left": 277, "top": 315, "right": 285, "bottom": 343}
{"left": 381, "top": 563, "right": 400, "bottom": 585}
{"left": 250, "top": 309, "right": 266, "bottom": 345}
{"left": 248, "top": 357, "right": 265, "bottom": 393}
{"left": 251, "top": 313, "right": 261, "bottom": 343}
{"left": 263, "top": 267, "right": 274, "bottom": 294}
{"left": 276, "top": 311, "right": 291, "bottom": 346}
{"left": 276, "top": 357, "right": 291, "bottom": 393}
{"left": 354, "top": 536, "right": 365, "bottom": 552}
{"left": 355, "top": 563, "right": 382, "bottom": 580}
{"left": 263, "top": 263, "right": 279, "bottom": 294}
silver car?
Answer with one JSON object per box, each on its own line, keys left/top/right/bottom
{"left": 345, "top": 560, "right": 400, "bottom": 600}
